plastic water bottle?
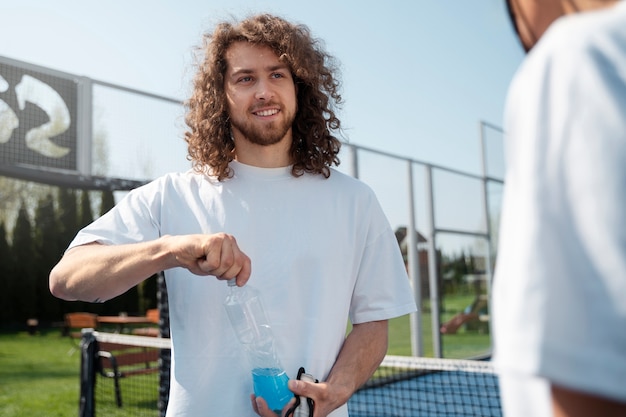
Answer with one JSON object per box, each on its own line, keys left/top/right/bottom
{"left": 223, "top": 279, "right": 292, "bottom": 413}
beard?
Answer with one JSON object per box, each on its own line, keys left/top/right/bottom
{"left": 230, "top": 105, "right": 296, "bottom": 147}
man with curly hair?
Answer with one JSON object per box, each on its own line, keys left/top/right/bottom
{"left": 50, "top": 14, "right": 416, "bottom": 416}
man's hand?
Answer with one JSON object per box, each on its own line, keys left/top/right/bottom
{"left": 250, "top": 380, "right": 344, "bottom": 417}
{"left": 287, "top": 379, "right": 346, "bottom": 417}
{"left": 165, "top": 233, "right": 251, "bottom": 285}
{"left": 251, "top": 394, "right": 295, "bottom": 417}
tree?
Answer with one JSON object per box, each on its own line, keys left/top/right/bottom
{"left": 33, "top": 194, "right": 63, "bottom": 321}
{"left": 11, "top": 203, "right": 37, "bottom": 322}
{"left": 57, "top": 187, "right": 78, "bottom": 249}
{"left": 100, "top": 189, "right": 115, "bottom": 216}
{"left": 78, "top": 190, "right": 94, "bottom": 229}
{"left": 0, "top": 177, "right": 22, "bottom": 229}
{"left": 0, "top": 222, "right": 14, "bottom": 325}
{"left": 0, "top": 177, "right": 54, "bottom": 237}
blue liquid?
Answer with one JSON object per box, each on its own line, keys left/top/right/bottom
{"left": 252, "top": 367, "right": 292, "bottom": 413}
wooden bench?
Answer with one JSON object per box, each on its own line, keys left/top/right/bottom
{"left": 131, "top": 308, "right": 160, "bottom": 337}
{"left": 96, "top": 341, "right": 161, "bottom": 407}
{"left": 64, "top": 312, "right": 98, "bottom": 338}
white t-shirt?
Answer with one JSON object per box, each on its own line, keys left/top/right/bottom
{"left": 493, "top": 3, "right": 626, "bottom": 415}
{"left": 70, "top": 161, "right": 417, "bottom": 416}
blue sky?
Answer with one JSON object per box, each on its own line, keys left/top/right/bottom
{"left": 0, "top": 0, "right": 524, "bottom": 176}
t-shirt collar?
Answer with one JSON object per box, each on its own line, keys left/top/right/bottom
{"left": 229, "top": 160, "right": 292, "bottom": 181}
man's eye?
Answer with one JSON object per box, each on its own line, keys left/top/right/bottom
{"left": 238, "top": 76, "right": 252, "bottom": 83}
{"left": 271, "top": 73, "right": 284, "bottom": 79}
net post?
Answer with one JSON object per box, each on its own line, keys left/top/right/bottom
{"left": 157, "top": 271, "right": 171, "bottom": 416}
{"left": 79, "top": 328, "right": 97, "bottom": 417}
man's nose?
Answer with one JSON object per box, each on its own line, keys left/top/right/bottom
{"left": 254, "top": 79, "right": 275, "bottom": 100}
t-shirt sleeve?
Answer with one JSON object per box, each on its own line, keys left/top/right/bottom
{"left": 67, "top": 178, "right": 164, "bottom": 250}
{"left": 349, "top": 191, "right": 417, "bottom": 324}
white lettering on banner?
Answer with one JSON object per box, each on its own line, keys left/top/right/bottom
{"left": 0, "top": 101, "right": 18, "bottom": 144}
{"left": 0, "top": 75, "right": 18, "bottom": 144}
{"left": 15, "top": 75, "right": 71, "bottom": 158}
{"left": 0, "top": 74, "right": 71, "bottom": 158}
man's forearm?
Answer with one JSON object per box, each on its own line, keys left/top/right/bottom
{"left": 49, "top": 233, "right": 253, "bottom": 303}
{"left": 325, "top": 320, "right": 388, "bottom": 407}
{"left": 49, "top": 239, "right": 173, "bottom": 303}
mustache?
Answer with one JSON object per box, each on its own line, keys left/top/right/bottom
{"left": 249, "top": 102, "right": 281, "bottom": 112}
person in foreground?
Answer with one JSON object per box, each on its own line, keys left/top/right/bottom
{"left": 49, "top": 13, "right": 416, "bottom": 417}
{"left": 493, "top": 1, "right": 626, "bottom": 416}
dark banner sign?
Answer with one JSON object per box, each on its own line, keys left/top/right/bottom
{"left": 0, "top": 59, "right": 78, "bottom": 172}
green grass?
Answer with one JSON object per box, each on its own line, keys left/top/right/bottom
{"left": 1, "top": 293, "right": 491, "bottom": 415}
{"left": 0, "top": 330, "right": 161, "bottom": 417}
{"left": 0, "top": 330, "right": 80, "bottom": 417}
{"left": 94, "top": 372, "right": 160, "bottom": 417}
{"left": 389, "top": 292, "right": 492, "bottom": 358}
{"left": 388, "top": 313, "right": 491, "bottom": 358}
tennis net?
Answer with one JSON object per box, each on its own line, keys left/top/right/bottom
{"left": 79, "top": 331, "right": 501, "bottom": 417}
{"left": 348, "top": 355, "right": 501, "bottom": 416}
{"left": 79, "top": 330, "right": 170, "bottom": 417}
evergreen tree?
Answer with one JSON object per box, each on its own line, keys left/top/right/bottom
{"left": 78, "top": 190, "right": 94, "bottom": 229}
{"left": 0, "top": 222, "right": 14, "bottom": 325}
{"left": 34, "top": 194, "right": 63, "bottom": 321}
{"left": 100, "top": 189, "right": 115, "bottom": 216}
{"left": 11, "top": 203, "right": 37, "bottom": 322}
{"left": 57, "top": 187, "right": 78, "bottom": 249}
{"left": 137, "top": 275, "right": 159, "bottom": 314}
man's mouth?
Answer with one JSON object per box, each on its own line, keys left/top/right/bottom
{"left": 253, "top": 108, "right": 279, "bottom": 117}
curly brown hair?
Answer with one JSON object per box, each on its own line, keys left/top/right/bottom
{"left": 184, "top": 14, "right": 343, "bottom": 181}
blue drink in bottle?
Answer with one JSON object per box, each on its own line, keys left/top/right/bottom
{"left": 224, "top": 279, "right": 292, "bottom": 413}
{"left": 252, "top": 367, "right": 292, "bottom": 412}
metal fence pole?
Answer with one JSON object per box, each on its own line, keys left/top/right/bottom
{"left": 348, "top": 144, "right": 359, "bottom": 179}
{"left": 425, "top": 165, "right": 442, "bottom": 357}
{"left": 76, "top": 76, "right": 92, "bottom": 177}
{"left": 479, "top": 121, "right": 502, "bottom": 338}
{"left": 406, "top": 161, "right": 423, "bottom": 356}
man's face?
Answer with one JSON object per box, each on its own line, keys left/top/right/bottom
{"left": 224, "top": 41, "right": 297, "bottom": 148}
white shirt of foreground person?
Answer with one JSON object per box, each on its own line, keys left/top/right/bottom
{"left": 493, "top": 2, "right": 626, "bottom": 417}
{"left": 68, "top": 161, "right": 417, "bottom": 416}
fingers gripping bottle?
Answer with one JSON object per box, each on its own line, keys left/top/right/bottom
{"left": 224, "top": 279, "right": 292, "bottom": 413}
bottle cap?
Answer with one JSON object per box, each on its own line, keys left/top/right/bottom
{"left": 227, "top": 278, "right": 237, "bottom": 287}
